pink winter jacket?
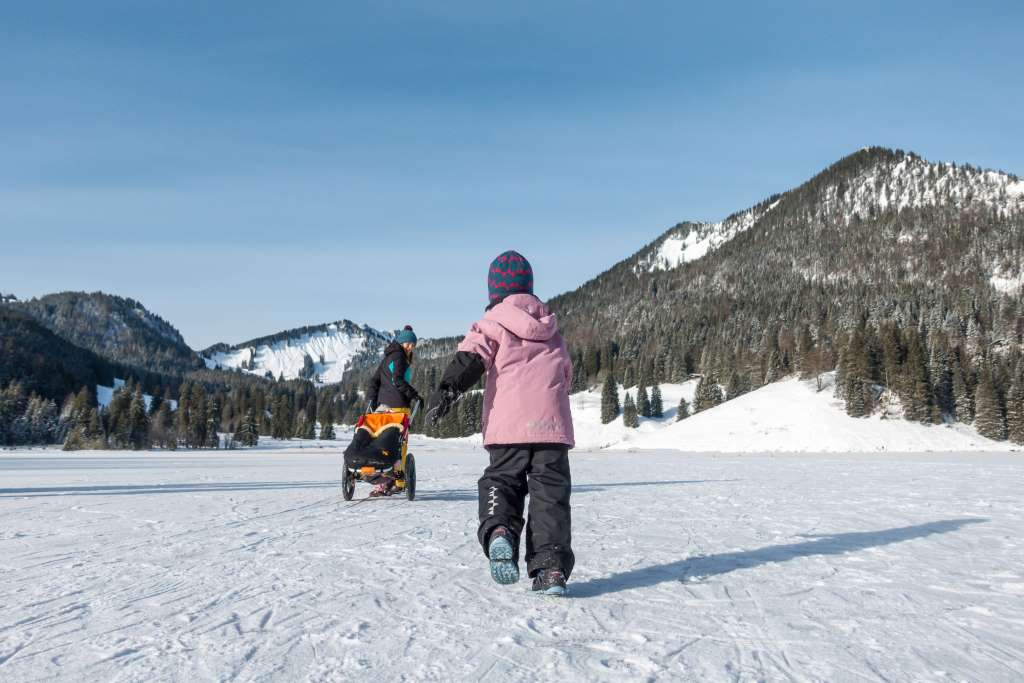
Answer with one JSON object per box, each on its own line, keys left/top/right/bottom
{"left": 457, "top": 294, "right": 575, "bottom": 448}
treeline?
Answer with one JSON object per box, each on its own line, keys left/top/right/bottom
{"left": 0, "top": 373, "right": 375, "bottom": 450}
{"left": 835, "top": 319, "right": 1024, "bottom": 442}
{"left": 0, "top": 382, "right": 64, "bottom": 446}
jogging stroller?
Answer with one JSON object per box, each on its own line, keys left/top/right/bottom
{"left": 342, "top": 408, "right": 417, "bottom": 501}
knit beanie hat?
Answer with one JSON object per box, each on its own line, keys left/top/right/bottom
{"left": 488, "top": 250, "right": 534, "bottom": 304}
{"left": 395, "top": 325, "right": 417, "bottom": 345}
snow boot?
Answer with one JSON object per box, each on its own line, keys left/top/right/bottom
{"left": 487, "top": 527, "right": 519, "bottom": 585}
{"left": 531, "top": 568, "right": 567, "bottom": 596}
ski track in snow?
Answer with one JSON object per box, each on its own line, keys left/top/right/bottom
{"left": 1, "top": 444, "right": 1023, "bottom": 681}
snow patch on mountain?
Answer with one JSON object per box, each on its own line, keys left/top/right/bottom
{"left": 203, "top": 322, "right": 387, "bottom": 384}
{"left": 640, "top": 200, "right": 781, "bottom": 272}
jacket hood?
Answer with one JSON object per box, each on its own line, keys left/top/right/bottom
{"left": 484, "top": 293, "right": 559, "bottom": 341}
{"left": 383, "top": 341, "right": 405, "bottom": 356}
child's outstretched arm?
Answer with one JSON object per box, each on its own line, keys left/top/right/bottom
{"left": 426, "top": 323, "right": 496, "bottom": 424}
{"left": 426, "top": 351, "right": 484, "bottom": 425}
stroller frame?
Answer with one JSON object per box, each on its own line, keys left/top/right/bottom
{"left": 342, "top": 408, "right": 417, "bottom": 501}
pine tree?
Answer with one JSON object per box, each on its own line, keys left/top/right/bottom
{"left": 189, "top": 384, "right": 208, "bottom": 448}
{"left": 725, "top": 372, "right": 743, "bottom": 400}
{"left": 952, "top": 358, "right": 973, "bottom": 422}
{"left": 796, "top": 325, "right": 815, "bottom": 379}
{"left": 152, "top": 400, "right": 175, "bottom": 448}
{"left": 929, "top": 340, "right": 953, "bottom": 420}
{"left": 320, "top": 414, "right": 335, "bottom": 440}
{"left": 234, "top": 408, "right": 260, "bottom": 447}
{"left": 693, "top": 373, "right": 724, "bottom": 413}
{"left": 87, "top": 408, "right": 104, "bottom": 447}
{"left": 676, "top": 396, "right": 690, "bottom": 421}
{"left": 763, "top": 349, "right": 782, "bottom": 385}
{"left": 901, "top": 329, "right": 932, "bottom": 423}
{"left": 623, "top": 393, "right": 639, "bottom": 428}
{"left": 600, "top": 373, "right": 620, "bottom": 424}
{"left": 974, "top": 363, "right": 1007, "bottom": 440}
{"left": 205, "top": 400, "right": 221, "bottom": 449}
{"left": 841, "top": 327, "right": 873, "bottom": 418}
{"left": 175, "top": 381, "right": 192, "bottom": 448}
{"left": 637, "top": 382, "right": 651, "bottom": 418}
{"left": 1007, "top": 359, "right": 1024, "bottom": 444}
{"left": 570, "top": 356, "right": 587, "bottom": 393}
{"left": 108, "top": 384, "right": 133, "bottom": 448}
{"left": 650, "top": 384, "right": 663, "bottom": 418}
{"left": 148, "top": 392, "right": 163, "bottom": 417}
{"left": 129, "top": 388, "right": 150, "bottom": 450}
{"left": 620, "top": 364, "right": 634, "bottom": 389}
{"left": 271, "top": 394, "right": 292, "bottom": 439}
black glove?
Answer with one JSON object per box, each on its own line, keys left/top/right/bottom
{"left": 426, "top": 385, "right": 460, "bottom": 426}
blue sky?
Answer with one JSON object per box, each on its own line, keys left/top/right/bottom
{"left": 2, "top": 1, "right": 1022, "bottom": 348}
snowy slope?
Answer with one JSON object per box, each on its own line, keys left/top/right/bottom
{"left": 203, "top": 321, "right": 387, "bottom": 384}
{"left": 567, "top": 376, "right": 1012, "bottom": 453}
{"left": 1, "top": 445, "right": 1022, "bottom": 680}
{"left": 616, "top": 377, "right": 1013, "bottom": 453}
{"left": 571, "top": 380, "right": 699, "bottom": 449}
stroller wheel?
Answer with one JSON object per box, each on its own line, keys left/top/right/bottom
{"left": 405, "top": 453, "right": 416, "bottom": 501}
{"left": 342, "top": 468, "right": 355, "bottom": 501}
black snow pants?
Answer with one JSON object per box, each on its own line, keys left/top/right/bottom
{"left": 477, "top": 444, "right": 574, "bottom": 579}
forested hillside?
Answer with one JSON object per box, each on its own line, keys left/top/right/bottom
{"left": 548, "top": 148, "right": 1024, "bottom": 441}
{"left": 14, "top": 292, "right": 204, "bottom": 376}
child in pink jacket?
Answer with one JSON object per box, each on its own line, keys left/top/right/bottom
{"left": 427, "top": 251, "right": 575, "bottom": 596}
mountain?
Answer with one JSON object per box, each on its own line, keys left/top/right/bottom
{"left": 0, "top": 306, "right": 119, "bottom": 401}
{"left": 202, "top": 320, "right": 390, "bottom": 384}
{"left": 13, "top": 292, "right": 204, "bottom": 377}
{"left": 635, "top": 149, "right": 1023, "bottom": 275}
{"left": 553, "top": 147, "right": 1024, "bottom": 344}
{"left": 549, "top": 147, "right": 1024, "bottom": 437}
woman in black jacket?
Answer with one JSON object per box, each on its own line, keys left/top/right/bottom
{"left": 367, "top": 326, "right": 423, "bottom": 412}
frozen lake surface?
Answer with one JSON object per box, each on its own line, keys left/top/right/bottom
{"left": 2, "top": 441, "right": 1023, "bottom": 681}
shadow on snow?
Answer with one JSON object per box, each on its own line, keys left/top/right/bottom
{"left": 0, "top": 478, "right": 733, "bottom": 500}
{"left": 0, "top": 481, "right": 339, "bottom": 497}
{"left": 568, "top": 518, "right": 988, "bottom": 598}
{"left": 415, "top": 479, "right": 733, "bottom": 502}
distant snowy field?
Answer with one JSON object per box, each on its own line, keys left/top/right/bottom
{"left": 2, "top": 442, "right": 1024, "bottom": 681}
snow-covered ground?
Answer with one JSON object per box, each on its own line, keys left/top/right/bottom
{"left": 2, "top": 443, "right": 1023, "bottom": 681}
{"left": 570, "top": 376, "right": 1013, "bottom": 453}
{"left": 570, "top": 379, "right": 698, "bottom": 449}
